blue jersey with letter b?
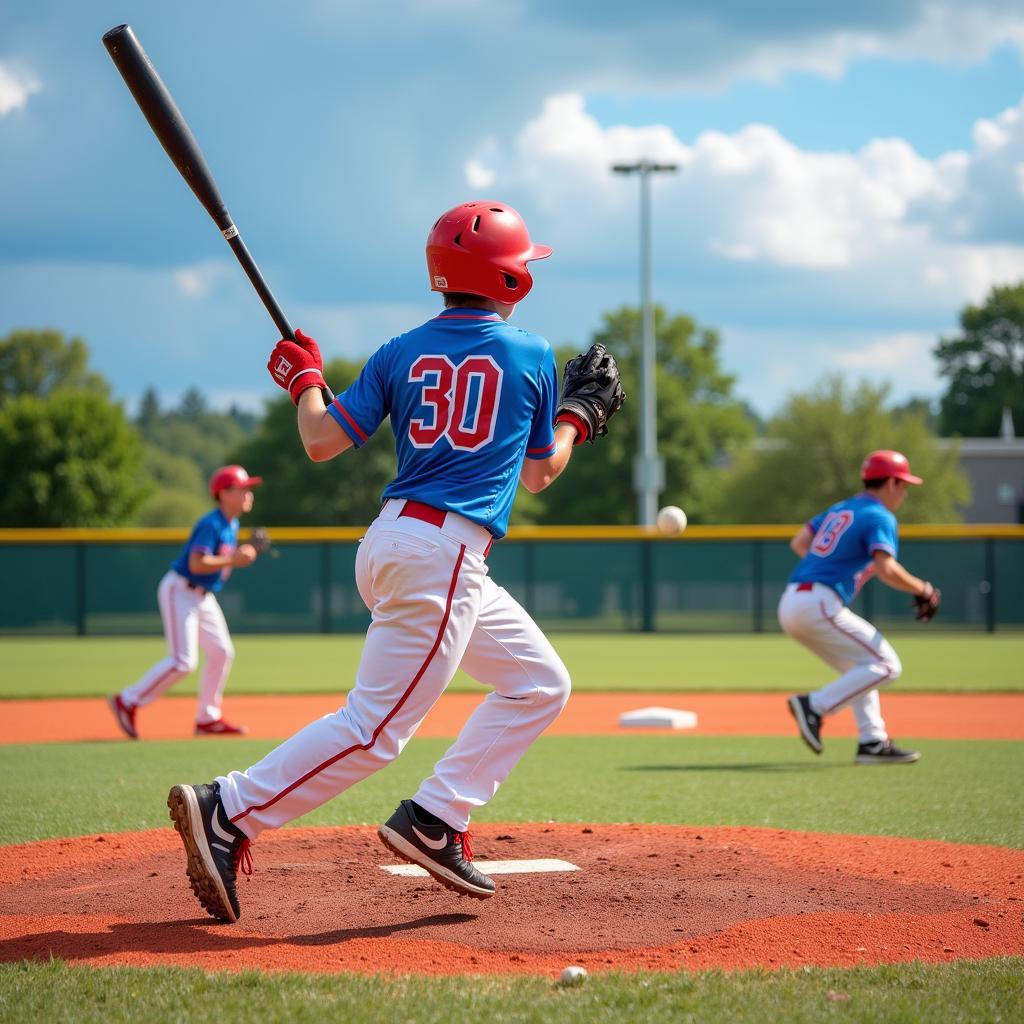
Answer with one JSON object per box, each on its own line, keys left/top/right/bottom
{"left": 789, "top": 493, "right": 899, "bottom": 605}
{"left": 171, "top": 508, "right": 239, "bottom": 592}
{"left": 327, "top": 309, "right": 558, "bottom": 539}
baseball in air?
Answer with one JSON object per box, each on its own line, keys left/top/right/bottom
{"left": 559, "top": 965, "right": 588, "bottom": 985}
{"left": 656, "top": 505, "right": 688, "bottom": 536}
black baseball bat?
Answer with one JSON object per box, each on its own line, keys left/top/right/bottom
{"left": 102, "top": 24, "right": 334, "bottom": 403}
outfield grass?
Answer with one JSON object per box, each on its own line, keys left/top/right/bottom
{"left": 1, "top": 633, "right": 1022, "bottom": 699}
{"left": 2, "top": 734, "right": 1021, "bottom": 847}
{"left": 1, "top": 959, "right": 1022, "bottom": 1024}
{"left": 2, "top": 635, "right": 1021, "bottom": 1022}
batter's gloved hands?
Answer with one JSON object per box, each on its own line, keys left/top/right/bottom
{"left": 248, "top": 527, "right": 272, "bottom": 556}
{"left": 912, "top": 581, "right": 941, "bottom": 622}
{"left": 555, "top": 343, "right": 626, "bottom": 445}
{"left": 268, "top": 329, "right": 328, "bottom": 404}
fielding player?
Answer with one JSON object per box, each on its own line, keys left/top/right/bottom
{"left": 166, "top": 201, "right": 625, "bottom": 922}
{"left": 782, "top": 450, "right": 941, "bottom": 765}
{"left": 108, "top": 465, "right": 263, "bottom": 739}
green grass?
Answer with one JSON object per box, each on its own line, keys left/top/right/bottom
{"left": 2, "top": 734, "right": 1021, "bottom": 847}
{"left": 2, "top": 635, "right": 1021, "bottom": 1022}
{"left": 2, "top": 634, "right": 1022, "bottom": 699}
{"left": 1, "top": 959, "right": 1021, "bottom": 1024}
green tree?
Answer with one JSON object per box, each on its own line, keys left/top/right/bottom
{"left": 0, "top": 393, "right": 148, "bottom": 526}
{"left": 135, "top": 388, "right": 252, "bottom": 480}
{"left": 0, "top": 328, "right": 110, "bottom": 407}
{"left": 936, "top": 283, "right": 1024, "bottom": 437}
{"left": 525, "top": 306, "right": 754, "bottom": 525}
{"left": 226, "top": 358, "right": 397, "bottom": 526}
{"left": 133, "top": 445, "right": 210, "bottom": 526}
{"left": 717, "top": 377, "right": 969, "bottom": 524}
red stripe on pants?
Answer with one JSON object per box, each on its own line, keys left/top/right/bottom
{"left": 231, "top": 545, "right": 467, "bottom": 823}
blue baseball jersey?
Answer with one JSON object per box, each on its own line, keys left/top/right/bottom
{"left": 171, "top": 508, "right": 239, "bottom": 592}
{"left": 327, "top": 309, "right": 558, "bottom": 539}
{"left": 790, "top": 493, "right": 899, "bottom": 605}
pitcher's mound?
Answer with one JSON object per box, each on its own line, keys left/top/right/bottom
{"left": 1, "top": 824, "right": 1021, "bottom": 975}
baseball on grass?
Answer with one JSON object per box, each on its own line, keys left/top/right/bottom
{"left": 656, "top": 505, "right": 688, "bottom": 536}
{"left": 559, "top": 965, "right": 588, "bottom": 985}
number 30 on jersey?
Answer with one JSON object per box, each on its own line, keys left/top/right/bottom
{"left": 408, "top": 354, "right": 504, "bottom": 452}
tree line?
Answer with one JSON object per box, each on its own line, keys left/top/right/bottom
{"left": 2, "top": 283, "right": 1020, "bottom": 528}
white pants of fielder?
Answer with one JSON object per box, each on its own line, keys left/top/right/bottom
{"left": 120, "top": 571, "right": 235, "bottom": 725}
{"left": 216, "top": 498, "right": 571, "bottom": 840}
{"left": 777, "top": 582, "right": 902, "bottom": 743}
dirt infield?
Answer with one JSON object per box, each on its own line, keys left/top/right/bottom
{"left": 3, "top": 691, "right": 1023, "bottom": 744}
{"left": 1, "top": 824, "right": 1021, "bottom": 976}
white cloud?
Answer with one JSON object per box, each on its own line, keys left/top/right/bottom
{"left": 471, "top": 90, "right": 1024, "bottom": 291}
{"left": 290, "top": 301, "right": 438, "bottom": 359}
{"left": 464, "top": 159, "right": 496, "bottom": 190}
{"left": 174, "top": 263, "right": 224, "bottom": 298}
{"left": 832, "top": 331, "right": 936, "bottom": 376}
{"left": 0, "top": 62, "right": 41, "bottom": 116}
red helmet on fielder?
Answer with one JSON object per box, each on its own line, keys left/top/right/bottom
{"left": 209, "top": 464, "right": 263, "bottom": 498}
{"left": 860, "top": 450, "right": 923, "bottom": 485}
{"left": 426, "top": 200, "right": 552, "bottom": 303}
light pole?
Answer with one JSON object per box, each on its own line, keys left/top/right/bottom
{"left": 612, "top": 160, "right": 677, "bottom": 526}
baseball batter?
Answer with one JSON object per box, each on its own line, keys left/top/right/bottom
{"left": 166, "top": 201, "right": 625, "bottom": 922}
{"left": 108, "top": 465, "right": 264, "bottom": 739}
{"left": 782, "top": 450, "right": 941, "bottom": 764}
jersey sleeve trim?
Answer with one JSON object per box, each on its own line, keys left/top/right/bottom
{"left": 526, "top": 440, "right": 556, "bottom": 458}
{"left": 869, "top": 542, "right": 897, "bottom": 556}
{"left": 328, "top": 400, "right": 369, "bottom": 446}
{"left": 190, "top": 545, "right": 213, "bottom": 554}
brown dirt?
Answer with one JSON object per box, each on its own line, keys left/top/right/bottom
{"left": 0, "top": 825, "right": 1021, "bottom": 977}
{"left": 3, "top": 692, "right": 1022, "bottom": 744}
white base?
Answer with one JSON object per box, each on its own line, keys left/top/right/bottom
{"left": 382, "top": 858, "right": 579, "bottom": 877}
{"left": 618, "top": 706, "right": 698, "bottom": 729}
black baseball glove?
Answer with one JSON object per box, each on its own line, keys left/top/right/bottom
{"left": 248, "top": 527, "right": 272, "bottom": 556}
{"left": 556, "top": 343, "right": 626, "bottom": 443}
{"left": 912, "top": 581, "right": 941, "bottom": 622}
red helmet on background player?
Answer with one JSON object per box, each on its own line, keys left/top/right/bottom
{"left": 860, "top": 450, "right": 923, "bottom": 485}
{"left": 426, "top": 201, "right": 552, "bottom": 303}
{"left": 209, "top": 465, "right": 263, "bottom": 498}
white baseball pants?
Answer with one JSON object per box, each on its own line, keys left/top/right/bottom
{"left": 120, "top": 570, "right": 235, "bottom": 724}
{"left": 777, "top": 582, "right": 902, "bottom": 743}
{"left": 217, "top": 499, "right": 572, "bottom": 840}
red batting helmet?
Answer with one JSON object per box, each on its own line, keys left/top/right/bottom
{"left": 426, "top": 200, "right": 552, "bottom": 303}
{"left": 860, "top": 450, "right": 923, "bottom": 485}
{"left": 209, "top": 465, "right": 263, "bottom": 498}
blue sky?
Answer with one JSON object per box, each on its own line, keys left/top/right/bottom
{"left": 2, "top": 1, "right": 1024, "bottom": 416}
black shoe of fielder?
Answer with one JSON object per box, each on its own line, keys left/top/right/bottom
{"left": 167, "top": 782, "right": 252, "bottom": 922}
{"left": 378, "top": 800, "right": 495, "bottom": 900}
{"left": 855, "top": 740, "right": 921, "bottom": 765}
{"left": 787, "top": 694, "right": 823, "bottom": 754}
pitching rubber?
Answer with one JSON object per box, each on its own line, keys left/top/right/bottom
{"left": 377, "top": 825, "right": 494, "bottom": 900}
{"left": 167, "top": 784, "right": 238, "bottom": 923}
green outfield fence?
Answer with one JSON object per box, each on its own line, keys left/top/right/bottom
{"left": 1, "top": 525, "right": 1022, "bottom": 636}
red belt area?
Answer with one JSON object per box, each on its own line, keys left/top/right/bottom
{"left": 398, "top": 500, "right": 447, "bottom": 528}
{"left": 398, "top": 500, "right": 493, "bottom": 557}
{"left": 796, "top": 582, "right": 814, "bottom": 592}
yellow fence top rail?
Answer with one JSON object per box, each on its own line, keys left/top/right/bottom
{"left": 0, "top": 524, "right": 1022, "bottom": 543}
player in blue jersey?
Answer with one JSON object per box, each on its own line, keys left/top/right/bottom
{"left": 166, "top": 201, "right": 625, "bottom": 922}
{"left": 109, "top": 465, "right": 263, "bottom": 739}
{"left": 781, "top": 450, "right": 941, "bottom": 765}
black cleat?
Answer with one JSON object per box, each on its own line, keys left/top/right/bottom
{"left": 378, "top": 800, "right": 495, "bottom": 900}
{"left": 167, "top": 782, "right": 251, "bottom": 923}
{"left": 787, "top": 694, "right": 823, "bottom": 754}
{"left": 855, "top": 740, "right": 921, "bottom": 765}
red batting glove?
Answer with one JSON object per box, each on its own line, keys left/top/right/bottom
{"left": 267, "top": 329, "right": 327, "bottom": 404}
